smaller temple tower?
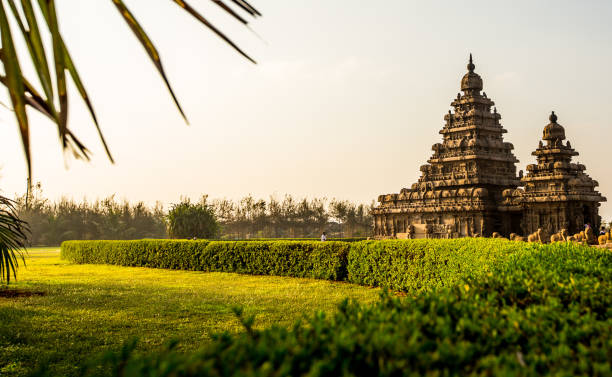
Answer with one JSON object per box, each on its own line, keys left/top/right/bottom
{"left": 501, "top": 112, "right": 606, "bottom": 236}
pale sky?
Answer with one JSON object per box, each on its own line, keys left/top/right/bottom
{"left": 1, "top": 0, "right": 611, "bottom": 219}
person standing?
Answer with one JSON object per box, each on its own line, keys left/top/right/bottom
{"left": 320, "top": 232, "right": 327, "bottom": 241}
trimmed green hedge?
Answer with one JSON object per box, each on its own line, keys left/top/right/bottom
{"left": 61, "top": 240, "right": 349, "bottom": 281}
{"left": 59, "top": 243, "right": 611, "bottom": 377}
{"left": 61, "top": 240, "right": 212, "bottom": 270}
{"left": 62, "top": 238, "right": 531, "bottom": 290}
{"left": 347, "top": 238, "right": 529, "bottom": 291}
{"left": 221, "top": 237, "right": 367, "bottom": 242}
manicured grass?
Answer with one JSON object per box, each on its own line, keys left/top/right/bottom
{"left": 0, "top": 248, "right": 380, "bottom": 377}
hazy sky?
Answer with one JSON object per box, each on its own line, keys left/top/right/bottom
{"left": 1, "top": 0, "right": 611, "bottom": 218}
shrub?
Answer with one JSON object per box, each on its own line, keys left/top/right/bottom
{"left": 347, "top": 238, "right": 529, "bottom": 292}
{"left": 167, "top": 199, "right": 219, "bottom": 239}
{"left": 61, "top": 240, "right": 349, "bottom": 280}
{"left": 63, "top": 242, "right": 611, "bottom": 377}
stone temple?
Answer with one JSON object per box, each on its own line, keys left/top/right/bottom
{"left": 373, "top": 55, "right": 606, "bottom": 240}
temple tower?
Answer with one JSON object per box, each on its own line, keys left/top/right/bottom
{"left": 503, "top": 112, "right": 606, "bottom": 236}
{"left": 373, "top": 55, "right": 520, "bottom": 238}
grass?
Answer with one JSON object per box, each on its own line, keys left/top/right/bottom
{"left": 0, "top": 248, "right": 381, "bottom": 377}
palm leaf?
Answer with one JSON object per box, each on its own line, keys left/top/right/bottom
{"left": 34, "top": 0, "right": 114, "bottom": 161}
{"left": 0, "top": 0, "right": 260, "bottom": 178}
{"left": 171, "top": 0, "right": 256, "bottom": 64}
{"left": 8, "top": 0, "right": 54, "bottom": 104}
{"left": 229, "top": 0, "right": 261, "bottom": 17}
{"left": 45, "top": 0, "right": 68, "bottom": 145}
{"left": 34, "top": 0, "right": 113, "bottom": 161}
{"left": 111, "top": 0, "right": 188, "bottom": 122}
{"left": 61, "top": 42, "right": 114, "bottom": 162}
{"left": 0, "top": 196, "right": 28, "bottom": 284}
{"left": 211, "top": 0, "right": 248, "bottom": 25}
{"left": 0, "top": 1, "right": 31, "bottom": 179}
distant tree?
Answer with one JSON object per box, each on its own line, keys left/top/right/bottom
{"left": 329, "top": 199, "right": 349, "bottom": 237}
{"left": 167, "top": 197, "right": 219, "bottom": 239}
{"left": 13, "top": 184, "right": 166, "bottom": 245}
{"left": 267, "top": 196, "right": 283, "bottom": 237}
{"left": 209, "top": 194, "right": 371, "bottom": 239}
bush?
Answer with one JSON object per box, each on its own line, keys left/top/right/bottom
{"left": 63, "top": 242, "right": 611, "bottom": 377}
{"left": 167, "top": 199, "right": 219, "bottom": 239}
{"left": 347, "top": 238, "right": 529, "bottom": 292}
{"left": 61, "top": 240, "right": 349, "bottom": 280}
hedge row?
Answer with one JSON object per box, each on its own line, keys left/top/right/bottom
{"left": 348, "top": 238, "right": 530, "bottom": 291}
{"left": 61, "top": 238, "right": 524, "bottom": 291}
{"left": 61, "top": 240, "right": 350, "bottom": 280}
{"left": 220, "top": 237, "right": 367, "bottom": 242}
{"left": 59, "top": 242, "right": 611, "bottom": 377}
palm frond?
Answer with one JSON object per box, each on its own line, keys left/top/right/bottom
{"left": 0, "top": 196, "right": 28, "bottom": 284}
{"left": 111, "top": 0, "right": 188, "bottom": 122}
{"left": 170, "top": 0, "right": 257, "bottom": 64}
{"left": 0, "top": 0, "right": 260, "bottom": 182}
{"left": 0, "top": 1, "right": 31, "bottom": 179}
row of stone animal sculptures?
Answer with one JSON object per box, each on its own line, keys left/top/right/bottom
{"left": 492, "top": 227, "right": 611, "bottom": 245}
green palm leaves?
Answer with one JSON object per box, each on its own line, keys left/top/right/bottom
{"left": 0, "top": 196, "right": 28, "bottom": 283}
{"left": 0, "top": 0, "right": 260, "bottom": 178}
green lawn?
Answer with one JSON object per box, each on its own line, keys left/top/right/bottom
{"left": 0, "top": 248, "right": 381, "bottom": 376}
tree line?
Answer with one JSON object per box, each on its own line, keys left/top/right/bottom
{"left": 14, "top": 185, "right": 167, "bottom": 246}
{"left": 210, "top": 195, "right": 373, "bottom": 239}
{"left": 13, "top": 186, "right": 374, "bottom": 246}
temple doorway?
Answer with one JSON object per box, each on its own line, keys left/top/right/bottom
{"left": 583, "top": 205, "right": 592, "bottom": 227}
{"left": 510, "top": 213, "right": 522, "bottom": 235}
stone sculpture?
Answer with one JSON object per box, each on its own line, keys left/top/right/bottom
{"left": 527, "top": 228, "right": 543, "bottom": 243}
{"left": 550, "top": 229, "right": 568, "bottom": 243}
{"left": 598, "top": 233, "right": 609, "bottom": 245}
{"left": 509, "top": 233, "right": 527, "bottom": 242}
{"left": 571, "top": 231, "right": 586, "bottom": 243}
{"left": 585, "top": 226, "right": 597, "bottom": 245}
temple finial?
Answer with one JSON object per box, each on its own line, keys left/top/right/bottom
{"left": 549, "top": 111, "right": 557, "bottom": 123}
{"left": 467, "top": 53, "right": 475, "bottom": 72}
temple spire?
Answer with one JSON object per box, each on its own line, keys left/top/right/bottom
{"left": 467, "top": 53, "right": 475, "bottom": 72}
{"left": 461, "top": 53, "right": 482, "bottom": 92}
{"left": 549, "top": 111, "right": 557, "bottom": 123}
{"left": 543, "top": 111, "right": 565, "bottom": 143}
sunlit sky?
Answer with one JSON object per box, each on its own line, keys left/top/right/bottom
{"left": 1, "top": 0, "right": 611, "bottom": 218}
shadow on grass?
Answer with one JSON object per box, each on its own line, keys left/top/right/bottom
{"left": 0, "top": 288, "right": 45, "bottom": 298}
